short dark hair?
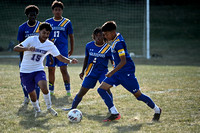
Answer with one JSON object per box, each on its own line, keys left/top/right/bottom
{"left": 101, "top": 21, "right": 117, "bottom": 32}
{"left": 92, "top": 27, "right": 102, "bottom": 39}
{"left": 39, "top": 22, "right": 52, "bottom": 32}
{"left": 24, "top": 5, "right": 39, "bottom": 16}
{"left": 51, "top": 1, "right": 64, "bottom": 10}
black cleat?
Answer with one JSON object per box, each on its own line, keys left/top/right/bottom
{"left": 152, "top": 108, "right": 162, "bottom": 121}
{"left": 103, "top": 113, "right": 121, "bottom": 122}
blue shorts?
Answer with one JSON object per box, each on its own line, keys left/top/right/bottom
{"left": 82, "top": 71, "right": 107, "bottom": 89}
{"left": 20, "top": 71, "right": 46, "bottom": 93}
{"left": 46, "top": 54, "right": 68, "bottom": 67}
{"left": 103, "top": 71, "right": 140, "bottom": 94}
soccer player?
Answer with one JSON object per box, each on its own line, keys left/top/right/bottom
{"left": 14, "top": 22, "right": 78, "bottom": 117}
{"left": 98, "top": 21, "right": 162, "bottom": 122}
{"left": 17, "top": 5, "right": 41, "bottom": 106}
{"left": 63, "top": 27, "right": 113, "bottom": 111}
{"left": 45, "top": 1, "right": 74, "bottom": 96}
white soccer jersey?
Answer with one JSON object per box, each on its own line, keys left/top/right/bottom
{"left": 20, "top": 36, "right": 60, "bottom": 73}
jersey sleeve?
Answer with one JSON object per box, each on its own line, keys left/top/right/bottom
{"left": 67, "top": 21, "right": 73, "bottom": 34}
{"left": 50, "top": 44, "right": 60, "bottom": 57}
{"left": 17, "top": 26, "right": 25, "bottom": 42}
{"left": 21, "top": 37, "right": 32, "bottom": 48}
{"left": 115, "top": 41, "right": 126, "bottom": 57}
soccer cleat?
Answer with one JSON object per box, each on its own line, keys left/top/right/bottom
{"left": 67, "top": 92, "right": 71, "bottom": 97}
{"left": 103, "top": 113, "right": 121, "bottom": 122}
{"left": 21, "top": 97, "right": 30, "bottom": 106}
{"left": 48, "top": 108, "right": 58, "bottom": 116}
{"left": 152, "top": 108, "right": 162, "bottom": 121}
{"left": 62, "top": 107, "right": 73, "bottom": 111}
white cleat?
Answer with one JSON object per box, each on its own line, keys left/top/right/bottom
{"left": 48, "top": 108, "right": 58, "bottom": 116}
{"left": 35, "top": 111, "right": 45, "bottom": 118}
{"left": 21, "top": 97, "right": 30, "bottom": 106}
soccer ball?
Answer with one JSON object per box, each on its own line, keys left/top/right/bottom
{"left": 68, "top": 109, "right": 82, "bottom": 123}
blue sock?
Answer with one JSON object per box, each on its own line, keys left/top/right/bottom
{"left": 72, "top": 94, "right": 82, "bottom": 108}
{"left": 49, "top": 82, "right": 54, "bottom": 91}
{"left": 109, "top": 92, "right": 113, "bottom": 102}
{"left": 137, "top": 93, "right": 155, "bottom": 109}
{"left": 97, "top": 88, "right": 114, "bottom": 109}
{"left": 21, "top": 82, "right": 28, "bottom": 98}
{"left": 35, "top": 84, "right": 40, "bottom": 100}
{"left": 65, "top": 83, "right": 70, "bottom": 91}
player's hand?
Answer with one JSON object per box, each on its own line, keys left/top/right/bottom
{"left": 79, "top": 72, "right": 84, "bottom": 80}
{"left": 49, "top": 55, "right": 54, "bottom": 65}
{"left": 70, "top": 58, "right": 78, "bottom": 64}
{"left": 27, "top": 47, "right": 35, "bottom": 52}
{"left": 105, "top": 71, "right": 114, "bottom": 78}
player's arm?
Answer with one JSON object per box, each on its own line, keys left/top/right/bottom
{"left": 14, "top": 44, "right": 35, "bottom": 52}
{"left": 18, "top": 41, "right": 23, "bottom": 62}
{"left": 68, "top": 34, "right": 74, "bottom": 56}
{"left": 79, "top": 56, "right": 88, "bottom": 80}
{"left": 55, "top": 55, "right": 78, "bottom": 64}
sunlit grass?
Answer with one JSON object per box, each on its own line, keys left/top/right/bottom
{"left": 0, "top": 61, "right": 199, "bottom": 132}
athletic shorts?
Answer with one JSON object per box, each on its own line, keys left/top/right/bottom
{"left": 103, "top": 71, "right": 140, "bottom": 94}
{"left": 46, "top": 54, "right": 68, "bottom": 67}
{"left": 20, "top": 71, "right": 46, "bottom": 93}
{"left": 82, "top": 72, "right": 107, "bottom": 89}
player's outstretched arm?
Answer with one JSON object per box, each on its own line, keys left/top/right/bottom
{"left": 56, "top": 55, "right": 78, "bottom": 64}
{"left": 79, "top": 56, "right": 88, "bottom": 80}
{"left": 14, "top": 44, "right": 35, "bottom": 52}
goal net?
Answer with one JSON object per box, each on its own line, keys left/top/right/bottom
{"left": 0, "top": 0, "right": 150, "bottom": 58}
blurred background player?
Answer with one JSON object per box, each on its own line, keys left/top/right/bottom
{"left": 17, "top": 5, "right": 41, "bottom": 106}
{"left": 45, "top": 1, "right": 74, "bottom": 96}
{"left": 98, "top": 21, "right": 161, "bottom": 122}
{"left": 14, "top": 22, "right": 78, "bottom": 117}
{"left": 63, "top": 27, "right": 113, "bottom": 111}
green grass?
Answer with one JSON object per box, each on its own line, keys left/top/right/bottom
{"left": 0, "top": 59, "right": 199, "bottom": 132}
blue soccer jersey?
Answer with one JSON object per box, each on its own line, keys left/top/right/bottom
{"left": 111, "top": 33, "right": 135, "bottom": 73}
{"left": 17, "top": 21, "right": 41, "bottom": 42}
{"left": 46, "top": 17, "right": 73, "bottom": 56}
{"left": 85, "top": 41, "right": 112, "bottom": 78}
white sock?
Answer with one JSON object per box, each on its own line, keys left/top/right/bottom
{"left": 43, "top": 92, "right": 52, "bottom": 109}
{"left": 67, "top": 90, "right": 70, "bottom": 93}
{"left": 153, "top": 104, "right": 160, "bottom": 114}
{"left": 110, "top": 106, "right": 119, "bottom": 114}
{"left": 31, "top": 100, "right": 41, "bottom": 112}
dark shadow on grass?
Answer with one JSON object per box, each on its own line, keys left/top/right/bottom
{"left": 17, "top": 106, "right": 52, "bottom": 130}
{"left": 82, "top": 112, "right": 107, "bottom": 123}
{"left": 51, "top": 95, "right": 73, "bottom": 107}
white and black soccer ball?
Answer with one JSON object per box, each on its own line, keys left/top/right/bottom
{"left": 68, "top": 109, "right": 82, "bottom": 123}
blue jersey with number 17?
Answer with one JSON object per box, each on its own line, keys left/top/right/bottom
{"left": 46, "top": 17, "right": 73, "bottom": 56}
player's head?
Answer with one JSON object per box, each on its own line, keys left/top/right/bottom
{"left": 101, "top": 21, "right": 117, "bottom": 41}
{"left": 39, "top": 22, "right": 52, "bottom": 42}
{"left": 51, "top": 1, "right": 64, "bottom": 18}
{"left": 92, "top": 27, "right": 104, "bottom": 45}
{"left": 24, "top": 5, "right": 39, "bottom": 22}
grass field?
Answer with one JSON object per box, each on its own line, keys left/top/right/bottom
{"left": 0, "top": 59, "right": 199, "bottom": 133}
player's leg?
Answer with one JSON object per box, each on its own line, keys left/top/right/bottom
{"left": 21, "top": 82, "right": 30, "bottom": 106}
{"left": 121, "top": 73, "right": 161, "bottom": 121}
{"left": 48, "top": 66, "right": 56, "bottom": 95}
{"left": 46, "top": 55, "right": 56, "bottom": 95}
{"left": 97, "top": 81, "right": 121, "bottom": 121}
{"left": 29, "top": 90, "right": 41, "bottom": 117}
{"left": 35, "top": 84, "right": 40, "bottom": 100}
{"left": 60, "top": 65, "right": 71, "bottom": 96}
{"left": 36, "top": 71, "right": 58, "bottom": 116}
{"left": 63, "top": 76, "right": 97, "bottom": 111}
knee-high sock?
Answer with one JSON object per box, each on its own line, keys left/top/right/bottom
{"left": 49, "top": 82, "right": 54, "bottom": 91}
{"left": 72, "top": 94, "right": 82, "bottom": 109}
{"left": 65, "top": 83, "right": 70, "bottom": 91}
{"left": 21, "top": 82, "right": 29, "bottom": 98}
{"left": 31, "top": 100, "right": 41, "bottom": 112}
{"left": 137, "top": 93, "right": 155, "bottom": 109}
{"left": 43, "top": 92, "right": 51, "bottom": 109}
{"left": 35, "top": 84, "right": 40, "bottom": 100}
{"left": 97, "top": 88, "right": 114, "bottom": 109}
